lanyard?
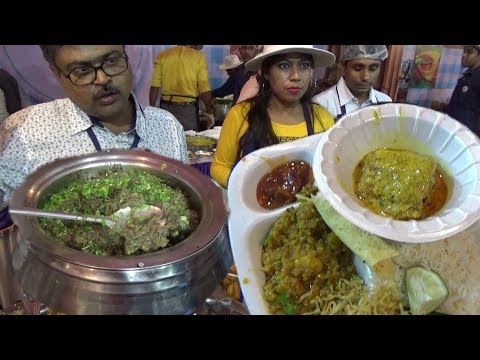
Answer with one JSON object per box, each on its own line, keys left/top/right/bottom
{"left": 86, "top": 128, "right": 140, "bottom": 152}
{"left": 86, "top": 102, "right": 143, "bottom": 152}
{"left": 335, "top": 85, "right": 379, "bottom": 121}
{"left": 335, "top": 85, "right": 346, "bottom": 121}
{"left": 0, "top": 206, "right": 13, "bottom": 230}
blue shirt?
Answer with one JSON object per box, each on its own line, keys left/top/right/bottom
{"left": 447, "top": 67, "right": 480, "bottom": 136}
{"left": 212, "top": 64, "right": 255, "bottom": 104}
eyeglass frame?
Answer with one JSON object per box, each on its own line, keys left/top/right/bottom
{"left": 53, "top": 54, "right": 130, "bottom": 86}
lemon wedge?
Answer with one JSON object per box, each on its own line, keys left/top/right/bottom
{"left": 406, "top": 266, "right": 448, "bottom": 315}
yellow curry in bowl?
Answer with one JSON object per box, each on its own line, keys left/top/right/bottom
{"left": 185, "top": 135, "right": 217, "bottom": 146}
{"left": 185, "top": 135, "right": 217, "bottom": 152}
{"left": 353, "top": 148, "right": 449, "bottom": 221}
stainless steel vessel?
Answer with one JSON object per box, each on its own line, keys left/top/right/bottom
{"left": 213, "top": 98, "right": 233, "bottom": 123}
{"left": 9, "top": 150, "right": 231, "bottom": 315}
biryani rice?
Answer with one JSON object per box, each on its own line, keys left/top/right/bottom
{"left": 388, "top": 224, "right": 480, "bottom": 314}
{"left": 262, "top": 200, "right": 405, "bottom": 315}
{"left": 261, "top": 190, "right": 480, "bottom": 315}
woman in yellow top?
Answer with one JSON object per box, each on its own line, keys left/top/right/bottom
{"left": 211, "top": 45, "right": 336, "bottom": 188}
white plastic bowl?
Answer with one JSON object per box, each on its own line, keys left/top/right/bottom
{"left": 313, "top": 103, "right": 480, "bottom": 243}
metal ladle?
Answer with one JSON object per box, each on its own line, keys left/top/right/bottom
{"left": 9, "top": 205, "right": 162, "bottom": 231}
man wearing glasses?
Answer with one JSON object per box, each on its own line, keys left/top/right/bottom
{"left": 0, "top": 45, "right": 188, "bottom": 233}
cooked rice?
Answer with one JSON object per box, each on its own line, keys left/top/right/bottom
{"left": 387, "top": 222, "right": 480, "bottom": 315}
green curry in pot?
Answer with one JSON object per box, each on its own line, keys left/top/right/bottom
{"left": 39, "top": 166, "right": 198, "bottom": 256}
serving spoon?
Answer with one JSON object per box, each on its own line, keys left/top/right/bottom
{"left": 9, "top": 205, "right": 162, "bottom": 231}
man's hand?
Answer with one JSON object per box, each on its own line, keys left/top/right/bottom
{"left": 206, "top": 113, "right": 215, "bottom": 129}
{"left": 199, "top": 112, "right": 215, "bottom": 130}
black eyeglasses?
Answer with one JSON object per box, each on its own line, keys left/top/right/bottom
{"left": 55, "top": 55, "right": 129, "bottom": 86}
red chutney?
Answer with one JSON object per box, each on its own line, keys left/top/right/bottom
{"left": 256, "top": 160, "right": 313, "bottom": 210}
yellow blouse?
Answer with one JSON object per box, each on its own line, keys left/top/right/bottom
{"left": 210, "top": 102, "right": 334, "bottom": 188}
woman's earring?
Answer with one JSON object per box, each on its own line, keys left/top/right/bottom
{"left": 261, "top": 81, "right": 270, "bottom": 97}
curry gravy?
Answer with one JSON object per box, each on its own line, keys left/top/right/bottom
{"left": 353, "top": 148, "right": 448, "bottom": 220}
{"left": 256, "top": 160, "right": 313, "bottom": 210}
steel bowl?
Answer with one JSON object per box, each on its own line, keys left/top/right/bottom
{"left": 213, "top": 98, "right": 233, "bottom": 123}
{"left": 9, "top": 149, "right": 231, "bottom": 314}
{"left": 186, "top": 135, "right": 217, "bottom": 152}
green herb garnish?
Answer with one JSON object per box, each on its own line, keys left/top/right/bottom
{"left": 278, "top": 290, "right": 297, "bottom": 315}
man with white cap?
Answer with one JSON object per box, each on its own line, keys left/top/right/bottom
{"left": 212, "top": 54, "right": 250, "bottom": 104}
{"left": 215, "top": 46, "right": 261, "bottom": 104}
{"left": 443, "top": 45, "right": 480, "bottom": 136}
{"left": 313, "top": 45, "right": 392, "bottom": 121}
{"left": 235, "top": 46, "right": 263, "bottom": 103}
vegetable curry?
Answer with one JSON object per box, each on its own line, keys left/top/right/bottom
{"left": 39, "top": 166, "right": 198, "bottom": 256}
{"left": 353, "top": 148, "right": 448, "bottom": 220}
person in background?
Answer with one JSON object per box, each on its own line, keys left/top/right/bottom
{"left": 438, "top": 45, "right": 480, "bottom": 136}
{"left": 212, "top": 54, "right": 245, "bottom": 103}
{"left": 211, "top": 45, "right": 336, "bottom": 188}
{"left": 0, "top": 45, "right": 188, "bottom": 231}
{"left": 0, "top": 68, "right": 22, "bottom": 123}
{"left": 237, "top": 45, "right": 260, "bottom": 63}
{"left": 313, "top": 62, "right": 343, "bottom": 95}
{"left": 149, "top": 45, "right": 213, "bottom": 131}
{"left": 225, "top": 45, "right": 261, "bottom": 103}
{"left": 313, "top": 45, "right": 391, "bottom": 121}
{"left": 236, "top": 71, "right": 261, "bottom": 104}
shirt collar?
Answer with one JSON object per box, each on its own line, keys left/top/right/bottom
{"left": 337, "top": 77, "right": 377, "bottom": 106}
{"left": 463, "top": 66, "right": 480, "bottom": 77}
{"left": 69, "top": 93, "right": 145, "bottom": 138}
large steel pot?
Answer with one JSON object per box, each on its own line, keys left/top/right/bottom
{"left": 9, "top": 149, "right": 231, "bottom": 315}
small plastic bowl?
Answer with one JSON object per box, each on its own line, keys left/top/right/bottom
{"left": 313, "top": 103, "right": 480, "bottom": 243}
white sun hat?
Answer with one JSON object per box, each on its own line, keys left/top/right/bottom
{"left": 219, "top": 54, "right": 244, "bottom": 70}
{"left": 244, "top": 45, "right": 336, "bottom": 72}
